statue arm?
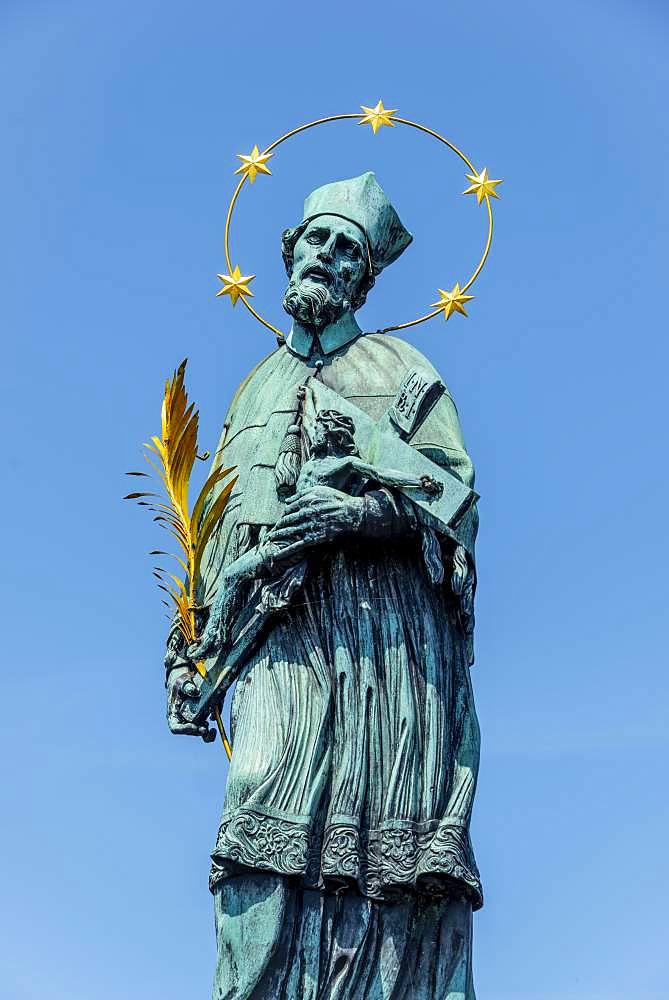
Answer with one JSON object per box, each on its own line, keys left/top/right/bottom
{"left": 164, "top": 538, "right": 275, "bottom": 735}
{"left": 189, "top": 528, "right": 309, "bottom": 660}
{"left": 411, "top": 387, "right": 478, "bottom": 662}
{"left": 412, "top": 389, "right": 475, "bottom": 490}
{"left": 187, "top": 544, "right": 271, "bottom": 659}
{"left": 264, "top": 479, "right": 421, "bottom": 560}
{"left": 358, "top": 485, "right": 419, "bottom": 538}
{"left": 346, "top": 456, "right": 439, "bottom": 495}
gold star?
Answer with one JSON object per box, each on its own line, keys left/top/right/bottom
{"left": 359, "top": 99, "right": 398, "bottom": 134}
{"left": 431, "top": 284, "right": 474, "bottom": 321}
{"left": 463, "top": 167, "right": 503, "bottom": 205}
{"left": 216, "top": 265, "right": 255, "bottom": 306}
{"left": 234, "top": 145, "right": 273, "bottom": 183}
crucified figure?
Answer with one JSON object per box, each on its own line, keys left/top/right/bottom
{"left": 191, "top": 407, "right": 442, "bottom": 662}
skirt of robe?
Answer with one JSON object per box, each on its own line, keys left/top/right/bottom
{"left": 209, "top": 539, "right": 482, "bottom": 998}
{"left": 212, "top": 874, "right": 475, "bottom": 1000}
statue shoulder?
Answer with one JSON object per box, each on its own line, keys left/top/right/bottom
{"left": 356, "top": 333, "right": 453, "bottom": 397}
{"left": 219, "top": 346, "right": 305, "bottom": 436}
{"left": 225, "top": 348, "right": 283, "bottom": 422}
{"left": 354, "top": 336, "right": 471, "bottom": 478}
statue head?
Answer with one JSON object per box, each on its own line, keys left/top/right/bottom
{"left": 310, "top": 410, "right": 358, "bottom": 458}
{"left": 282, "top": 172, "right": 412, "bottom": 332}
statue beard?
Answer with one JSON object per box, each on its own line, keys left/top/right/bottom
{"left": 282, "top": 267, "right": 353, "bottom": 331}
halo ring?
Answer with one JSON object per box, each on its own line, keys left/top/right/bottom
{"left": 222, "top": 111, "right": 496, "bottom": 340}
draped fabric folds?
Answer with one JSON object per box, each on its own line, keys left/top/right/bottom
{"left": 198, "top": 334, "right": 481, "bottom": 1000}
{"left": 212, "top": 875, "right": 475, "bottom": 1000}
{"left": 209, "top": 542, "right": 482, "bottom": 910}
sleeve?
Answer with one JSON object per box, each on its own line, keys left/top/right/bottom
{"left": 411, "top": 388, "right": 475, "bottom": 490}
{"left": 411, "top": 386, "right": 478, "bottom": 665}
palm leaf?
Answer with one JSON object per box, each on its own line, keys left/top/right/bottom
{"left": 193, "top": 476, "right": 238, "bottom": 580}
{"left": 150, "top": 550, "right": 189, "bottom": 574}
{"left": 191, "top": 464, "right": 236, "bottom": 536}
{"left": 126, "top": 358, "right": 237, "bottom": 758}
{"left": 152, "top": 512, "right": 190, "bottom": 544}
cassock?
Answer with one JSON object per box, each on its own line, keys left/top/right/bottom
{"left": 199, "top": 328, "right": 481, "bottom": 1000}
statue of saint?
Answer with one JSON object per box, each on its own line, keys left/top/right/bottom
{"left": 166, "top": 172, "right": 482, "bottom": 999}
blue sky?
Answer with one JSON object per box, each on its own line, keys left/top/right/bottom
{"left": 2, "top": 1, "right": 668, "bottom": 997}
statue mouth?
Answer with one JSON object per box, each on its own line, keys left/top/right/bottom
{"left": 301, "top": 264, "right": 333, "bottom": 286}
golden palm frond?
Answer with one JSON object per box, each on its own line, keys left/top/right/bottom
{"left": 125, "top": 359, "right": 237, "bottom": 759}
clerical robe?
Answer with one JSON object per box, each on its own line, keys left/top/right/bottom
{"left": 199, "top": 332, "right": 481, "bottom": 1000}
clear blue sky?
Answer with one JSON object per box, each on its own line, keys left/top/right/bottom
{"left": 2, "top": 1, "right": 668, "bottom": 997}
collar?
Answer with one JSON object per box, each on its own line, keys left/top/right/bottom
{"left": 285, "top": 311, "right": 362, "bottom": 359}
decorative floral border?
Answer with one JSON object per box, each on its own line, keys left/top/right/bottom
{"left": 209, "top": 807, "right": 482, "bottom": 909}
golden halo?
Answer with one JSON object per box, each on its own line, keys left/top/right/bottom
{"left": 216, "top": 100, "right": 502, "bottom": 340}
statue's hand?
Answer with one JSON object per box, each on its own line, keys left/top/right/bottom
{"left": 166, "top": 666, "right": 216, "bottom": 742}
{"left": 265, "top": 485, "right": 364, "bottom": 557}
{"left": 188, "top": 595, "right": 226, "bottom": 661}
{"left": 252, "top": 537, "right": 307, "bottom": 575}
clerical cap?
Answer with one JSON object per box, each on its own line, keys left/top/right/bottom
{"left": 301, "top": 171, "right": 412, "bottom": 274}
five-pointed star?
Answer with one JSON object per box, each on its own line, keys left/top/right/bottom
{"left": 235, "top": 145, "right": 273, "bottom": 183}
{"left": 431, "top": 283, "right": 475, "bottom": 321}
{"left": 216, "top": 265, "right": 255, "bottom": 306}
{"left": 359, "top": 100, "right": 398, "bottom": 134}
{"left": 463, "top": 167, "right": 503, "bottom": 205}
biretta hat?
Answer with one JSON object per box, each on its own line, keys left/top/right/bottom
{"left": 301, "top": 171, "right": 412, "bottom": 274}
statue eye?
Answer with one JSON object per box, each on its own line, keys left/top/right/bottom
{"left": 306, "top": 232, "right": 325, "bottom": 245}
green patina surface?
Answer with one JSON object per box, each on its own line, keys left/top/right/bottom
{"left": 166, "top": 174, "right": 481, "bottom": 999}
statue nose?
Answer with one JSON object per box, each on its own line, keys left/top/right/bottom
{"left": 317, "top": 235, "right": 337, "bottom": 261}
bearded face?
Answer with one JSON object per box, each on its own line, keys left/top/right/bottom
{"left": 282, "top": 215, "right": 369, "bottom": 330}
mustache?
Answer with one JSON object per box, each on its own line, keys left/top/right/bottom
{"left": 299, "top": 262, "right": 335, "bottom": 286}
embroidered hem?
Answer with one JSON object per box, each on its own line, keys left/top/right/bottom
{"left": 209, "top": 807, "right": 482, "bottom": 909}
